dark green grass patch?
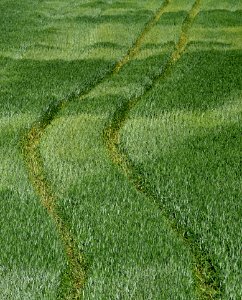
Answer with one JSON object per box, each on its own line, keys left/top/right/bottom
{"left": 197, "top": 10, "right": 242, "bottom": 27}
{"left": 0, "top": 58, "right": 112, "bottom": 115}
{"left": 131, "top": 49, "right": 242, "bottom": 114}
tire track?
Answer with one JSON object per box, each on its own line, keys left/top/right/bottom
{"left": 104, "top": 1, "right": 222, "bottom": 299}
{"left": 23, "top": 122, "right": 86, "bottom": 300}
{"left": 21, "top": 1, "right": 171, "bottom": 298}
{"left": 113, "top": 0, "right": 170, "bottom": 74}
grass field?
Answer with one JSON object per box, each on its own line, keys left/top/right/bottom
{"left": 0, "top": 0, "right": 241, "bottom": 299}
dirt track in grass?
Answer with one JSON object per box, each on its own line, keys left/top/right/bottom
{"left": 22, "top": 1, "right": 171, "bottom": 298}
{"left": 104, "top": 1, "right": 222, "bottom": 299}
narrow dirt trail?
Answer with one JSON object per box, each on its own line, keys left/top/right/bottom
{"left": 22, "top": 1, "right": 171, "bottom": 299}
{"left": 104, "top": 0, "right": 222, "bottom": 299}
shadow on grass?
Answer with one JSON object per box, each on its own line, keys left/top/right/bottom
{"left": 0, "top": 56, "right": 114, "bottom": 115}
{"left": 60, "top": 48, "right": 242, "bottom": 118}
{"left": 196, "top": 9, "right": 242, "bottom": 27}
{"left": 140, "top": 48, "right": 242, "bottom": 112}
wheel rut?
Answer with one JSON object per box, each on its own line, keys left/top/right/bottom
{"left": 113, "top": 0, "right": 171, "bottom": 74}
{"left": 104, "top": 1, "right": 222, "bottom": 299}
{"left": 22, "top": 1, "right": 171, "bottom": 298}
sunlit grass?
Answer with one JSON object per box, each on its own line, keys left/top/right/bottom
{"left": 39, "top": 3, "right": 200, "bottom": 298}
{"left": 120, "top": 2, "right": 242, "bottom": 299}
{"left": 121, "top": 97, "right": 242, "bottom": 161}
{"left": 41, "top": 105, "right": 196, "bottom": 299}
{"left": 1, "top": 0, "right": 241, "bottom": 298}
{"left": 1, "top": 0, "right": 188, "bottom": 298}
{"left": 0, "top": 119, "right": 66, "bottom": 299}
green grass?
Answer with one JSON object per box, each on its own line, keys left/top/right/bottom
{"left": 40, "top": 1, "right": 200, "bottom": 299}
{"left": 119, "top": 1, "right": 242, "bottom": 299}
{"left": 0, "top": 0, "right": 167, "bottom": 298}
{"left": 0, "top": 113, "right": 65, "bottom": 299}
{"left": 0, "top": 0, "right": 241, "bottom": 299}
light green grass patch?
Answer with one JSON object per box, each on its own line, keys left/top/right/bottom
{"left": 121, "top": 96, "right": 242, "bottom": 163}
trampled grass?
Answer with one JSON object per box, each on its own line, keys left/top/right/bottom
{"left": 0, "top": 0, "right": 241, "bottom": 299}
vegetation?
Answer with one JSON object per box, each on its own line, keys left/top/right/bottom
{"left": 0, "top": 0, "right": 241, "bottom": 299}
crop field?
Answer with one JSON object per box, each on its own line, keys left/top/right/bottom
{"left": 0, "top": 0, "right": 241, "bottom": 299}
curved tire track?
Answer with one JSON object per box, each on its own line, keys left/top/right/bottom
{"left": 113, "top": 0, "right": 171, "bottom": 74}
{"left": 104, "top": 1, "right": 222, "bottom": 299}
{"left": 23, "top": 125, "right": 86, "bottom": 299}
{"left": 21, "top": 1, "right": 171, "bottom": 298}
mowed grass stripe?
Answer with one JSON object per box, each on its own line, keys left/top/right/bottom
{"left": 22, "top": 1, "right": 172, "bottom": 298}
{"left": 103, "top": 1, "right": 221, "bottom": 299}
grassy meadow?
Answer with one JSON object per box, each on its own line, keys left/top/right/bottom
{"left": 0, "top": 0, "right": 241, "bottom": 299}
